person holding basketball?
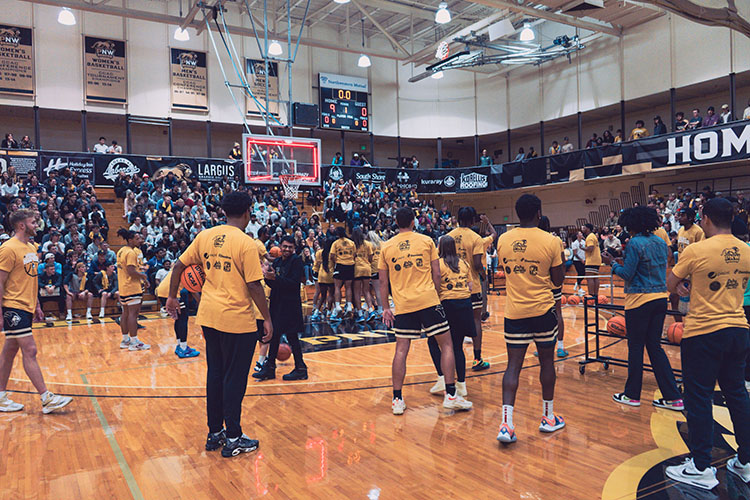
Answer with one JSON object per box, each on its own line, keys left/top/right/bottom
{"left": 116, "top": 229, "right": 150, "bottom": 351}
{"left": 601, "top": 207, "right": 682, "bottom": 410}
{"left": 329, "top": 226, "right": 356, "bottom": 321}
{"left": 155, "top": 267, "right": 199, "bottom": 359}
{"left": 167, "top": 191, "right": 272, "bottom": 458}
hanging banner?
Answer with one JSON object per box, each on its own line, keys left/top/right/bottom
{"left": 84, "top": 36, "right": 127, "bottom": 104}
{"left": 93, "top": 154, "right": 148, "bottom": 186}
{"left": 40, "top": 151, "right": 94, "bottom": 182}
{"left": 170, "top": 48, "right": 208, "bottom": 111}
{"left": 321, "top": 166, "right": 490, "bottom": 194}
{"left": 194, "top": 158, "right": 241, "bottom": 184}
{"left": 0, "top": 25, "right": 34, "bottom": 96}
{"left": 246, "top": 59, "right": 279, "bottom": 117}
{"left": 0, "top": 149, "right": 38, "bottom": 177}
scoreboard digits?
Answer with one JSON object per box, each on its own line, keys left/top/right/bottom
{"left": 319, "top": 73, "right": 369, "bottom": 132}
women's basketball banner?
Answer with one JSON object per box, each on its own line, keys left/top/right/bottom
{"left": 0, "top": 25, "right": 34, "bottom": 96}
{"left": 84, "top": 36, "right": 127, "bottom": 104}
{"left": 246, "top": 59, "right": 279, "bottom": 116}
{"left": 170, "top": 48, "right": 208, "bottom": 111}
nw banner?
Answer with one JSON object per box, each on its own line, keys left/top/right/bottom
{"left": 0, "top": 25, "right": 34, "bottom": 96}
{"left": 84, "top": 36, "right": 127, "bottom": 104}
{"left": 246, "top": 59, "right": 279, "bottom": 117}
{"left": 170, "top": 48, "right": 208, "bottom": 111}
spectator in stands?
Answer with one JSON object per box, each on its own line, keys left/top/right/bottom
{"left": 629, "top": 120, "right": 649, "bottom": 141}
{"left": 350, "top": 153, "right": 364, "bottom": 166}
{"left": 526, "top": 146, "right": 538, "bottom": 158}
{"left": 0, "top": 176, "right": 19, "bottom": 204}
{"left": 719, "top": 104, "right": 733, "bottom": 124}
{"left": 561, "top": 137, "right": 574, "bottom": 153}
{"left": 42, "top": 231, "right": 65, "bottom": 254}
{"left": 129, "top": 216, "right": 144, "bottom": 233}
{"left": 93, "top": 137, "right": 109, "bottom": 153}
{"left": 602, "top": 130, "right": 615, "bottom": 144}
{"left": 39, "top": 253, "right": 62, "bottom": 275}
{"left": 702, "top": 106, "right": 719, "bottom": 128}
{"left": 64, "top": 261, "right": 94, "bottom": 321}
{"left": 228, "top": 142, "right": 242, "bottom": 160}
{"left": 38, "top": 263, "right": 64, "bottom": 319}
{"left": 614, "top": 129, "right": 623, "bottom": 142}
{"left": 653, "top": 116, "right": 667, "bottom": 136}
{"left": 86, "top": 234, "right": 104, "bottom": 261}
{"left": 514, "top": 148, "right": 525, "bottom": 161}
{"left": 155, "top": 259, "right": 172, "bottom": 288}
{"left": 686, "top": 109, "right": 702, "bottom": 130}
{"left": 139, "top": 174, "right": 154, "bottom": 193}
{"left": 675, "top": 111, "right": 689, "bottom": 131}
{"left": 586, "top": 133, "right": 599, "bottom": 148}
{"left": 1, "top": 133, "right": 18, "bottom": 149}
{"left": 331, "top": 152, "right": 343, "bottom": 166}
{"left": 603, "top": 231, "right": 623, "bottom": 258}
{"left": 19, "top": 135, "right": 33, "bottom": 149}
{"left": 480, "top": 149, "right": 492, "bottom": 165}
{"left": 107, "top": 140, "right": 122, "bottom": 154}
{"left": 92, "top": 263, "right": 118, "bottom": 318}
{"left": 101, "top": 242, "right": 116, "bottom": 264}
{"left": 124, "top": 190, "right": 136, "bottom": 219}
{"left": 743, "top": 99, "right": 750, "bottom": 120}
{"left": 410, "top": 155, "right": 419, "bottom": 168}
{"left": 604, "top": 211, "right": 618, "bottom": 229}
{"left": 548, "top": 141, "right": 560, "bottom": 155}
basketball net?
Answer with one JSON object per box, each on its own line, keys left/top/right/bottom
{"left": 279, "top": 174, "right": 304, "bottom": 200}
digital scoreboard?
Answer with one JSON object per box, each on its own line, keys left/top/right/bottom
{"left": 318, "top": 73, "right": 369, "bottom": 132}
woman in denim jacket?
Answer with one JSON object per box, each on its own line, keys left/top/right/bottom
{"left": 602, "top": 207, "right": 683, "bottom": 411}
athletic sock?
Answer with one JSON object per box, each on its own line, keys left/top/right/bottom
{"left": 40, "top": 391, "right": 51, "bottom": 401}
{"left": 445, "top": 383, "right": 456, "bottom": 397}
{"left": 0, "top": 391, "right": 6, "bottom": 399}
{"left": 543, "top": 400, "right": 554, "bottom": 419}
{"left": 258, "top": 355, "right": 267, "bottom": 364}
{"left": 122, "top": 334, "right": 129, "bottom": 343}
{"left": 393, "top": 389, "right": 402, "bottom": 400}
{"left": 473, "top": 349, "right": 482, "bottom": 361}
{"left": 86, "top": 307, "right": 92, "bottom": 315}
{"left": 131, "top": 336, "right": 138, "bottom": 344}
{"left": 66, "top": 309, "right": 72, "bottom": 316}
{"left": 557, "top": 340, "right": 564, "bottom": 350}
{"left": 502, "top": 405, "right": 514, "bottom": 427}
{"left": 179, "top": 341, "right": 187, "bottom": 350}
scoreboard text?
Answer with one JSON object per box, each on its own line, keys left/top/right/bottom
{"left": 319, "top": 87, "right": 368, "bottom": 132}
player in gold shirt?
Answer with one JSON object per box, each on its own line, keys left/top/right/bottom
{"left": 448, "top": 207, "right": 490, "bottom": 371}
{"left": 167, "top": 192, "right": 272, "bottom": 458}
{"left": 538, "top": 216, "right": 569, "bottom": 358}
{"left": 495, "top": 195, "right": 565, "bottom": 444}
{"left": 367, "top": 231, "right": 384, "bottom": 317}
{"left": 379, "top": 207, "right": 472, "bottom": 415}
{"left": 671, "top": 207, "right": 705, "bottom": 321}
{"left": 352, "top": 228, "right": 375, "bottom": 322}
{"left": 582, "top": 223, "right": 601, "bottom": 300}
{"left": 0, "top": 209, "right": 73, "bottom": 414}
{"left": 665, "top": 198, "right": 750, "bottom": 489}
{"left": 116, "top": 228, "right": 150, "bottom": 351}
{"left": 310, "top": 239, "right": 334, "bottom": 322}
{"left": 329, "top": 227, "right": 356, "bottom": 320}
{"left": 426, "top": 235, "right": 476, "bottom": 398}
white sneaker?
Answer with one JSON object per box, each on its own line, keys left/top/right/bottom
{"left": 129, "top": 341, "right": 150, "bottom": 351}
{"left": 99, "top": 310, "right": 105, "bottom": 318}
{"left": 745, "top": 380, "right": 750, "bottom": 393}
{"left": 727, "top": 455, "right": 750, "bottom": 483}
{"left": 0, "top": 393, "right": 23, "bottom": 412}
{"left": 160, "top": 307, "right": 169, "bottom": 318}
{"left": 119, "top": 339, "right": 131, "bottom": 349}
{"left": 392, "top": 398, "right": 406, "bottom": 415}
{"left": 41, "top": 392, "right": 73, "bottom": 414}
{"left": 573, "top": 283, "right": 578, "bottom": 291}
{"left": 463, "top": 336, "right": 473, "bottom": 344}
{"left": 577, "top": 289, "right": 585, "bottom": 296}
{"left": 65, "top": 313, "right": 72, "bottom": 322}
{"left": 85, "top": 311, "right": 93, "bottom": 320}
{"left": 429, "top": 375, "right": 445, "bottom": 395}
{"left": 443, "top": 393, "right": 473, "bottom": 411}
{"left": 665, "top": 457, "right": 719, "bottom": 490}
{"left": 456, "top": 381, "right": 467, "bottom": 397}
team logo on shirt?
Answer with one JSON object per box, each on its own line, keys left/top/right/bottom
{"left": 709, "top": 281, "right": 722, "bottom": 291}
{"left": 213, "top": 235, "right": 225, "bottom": 248}
{"left": 403, "top": 261, "right": 413, "bottom": 269}
{"left": 512, "top": 240, "right": 527, "bottom": 253}
{"left": 513, "top": 265, "right": 526, "bottom": 274}
{"left": 726, "top": 278, "right": 739, "bottom": 290}
{"left": 398, "top": 240, "right": 410, "bottom": 252}
{"left": 529, "top": 265, "right": 539, "bottom": 276}
{"left": 721, "top": 247, "right": 741, "bottom": 264}
{"left": 23, "top": 252, "right": 38, "bottom": 277}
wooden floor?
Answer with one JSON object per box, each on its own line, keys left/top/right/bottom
{"left": 0, "top": 284, "right": 745, "bottom": 500}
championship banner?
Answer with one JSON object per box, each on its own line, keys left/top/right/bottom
{"left": 0, "top": 25, "right": 34, "bottom": 96}
{"left": 84, "top": 36, "right": 127, "bottom": 104}
{"left": 40, "top": 151, "right": 94, "bottom": 182}
{"left": 0, "top": 149, "right": 38, "bottom": 177}
{"left": 170, "top": 48, "right": 208, "bottom": 111}
{"left": 246, "top": 59, "right": 279, "bottom": 116}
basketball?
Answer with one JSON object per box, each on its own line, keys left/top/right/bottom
{"left": 277, "top": 343, "right": 292, "bottom": 361}
{"left": 180, "top": 264, "right": 205, "bottom": 293}
{"left": 269, "top": 246, "right": 281, "bottom": 259}
{"left": 666, "top": 322, "right": 683, "bottom": 344}
{"left": 560, "top": 295, "right": 567, "bottom": 305}
{"left": 598, "top": 295, "right": 609, "bottom": 305}
{"left": 567, "top": 295, "right": 580, "bottom": 305}
{"left": 585, "top": 296, "right": 596, "bottom": 306}
{"left": 607, "top": 316, "right": 627, "bottom": 337}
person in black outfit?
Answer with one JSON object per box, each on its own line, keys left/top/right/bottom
{"left": 254, "top": 235, "right": 308, "bottom": 381}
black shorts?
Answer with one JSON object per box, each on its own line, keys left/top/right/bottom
{"left": 471, "top": 293, "right": 483, "bottom": 310}
{"left": 120, "top": 293, "right": 142, "bottom": 306}
{"left": 442, "top": 298, "right": 476, "bottom": 338}
{"left": 504, "top": 308, "right": 558, "bottom": 348}
{"left": 333, "top": 264, "right": 355, "bottom": 281}
{"left": 552, "top": 288, "right": 562, "bottom": 302}
{"left": 3, "top": 308, "right": 33, "bottom": 338}
{"left": 393, "top": 304, "right": 449, "bottom": 339}
{"left": 585, "top": 265, "right": 600, "bottom": 274}
{"left": 318, "top": 281, "right": 334, "bottom": 289}
{"left": 370, "top": 273, "right": 379, "bottom": 281}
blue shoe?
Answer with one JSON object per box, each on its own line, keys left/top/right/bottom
{"left": 330, "top": 310, "right": 342, "bottom": 321}
{"left": 310, "top": 311, "right": 321, "bottom": 322}
{"left": 182, "top": 346, "right": 200, "bottom": 358}
{"left": 556, "top": 348, "right": 569, "bottom": 358}
{"left": 356, "top": 312, "right": 365, "bottom": 323}
{"left": 367, "top": 310, "right": 378, "bottom": 322}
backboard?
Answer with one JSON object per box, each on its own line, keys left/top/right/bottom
{"left": 242, "top": 134, "right": 321, "bottom": 186}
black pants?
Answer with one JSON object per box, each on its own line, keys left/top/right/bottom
{"left": 573, "top": 260, "right": 585, "bottom": 285}
{"left": 203, "top": 327, "right": 258, "bottom": 439}
{"left": 161, "top": 290, "right": 191, "bottom": 342}
{"left": 267, "top": 329, "right": 306, "bottom": 370}
{"left": 623, "top": 298, "right": 680, "bottom": 401}
{"left": 427, "top": 298, "right": 474, "bottom": 382}
{"left": 744, "top": 306, "right": 750, "bottom": 382}
{"left": 681, "top": 327, "right": 750, "bottom": 470}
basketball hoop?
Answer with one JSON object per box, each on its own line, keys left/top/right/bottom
{"left": 279, "top": 174, "right": 305, "bottom": 200}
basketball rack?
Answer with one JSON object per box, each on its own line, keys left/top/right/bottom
{"left": 578, "top": 299, "right": 683, "bottom": 380}
{"left": 279, "top": 174, "right": 305, "bottom": 200}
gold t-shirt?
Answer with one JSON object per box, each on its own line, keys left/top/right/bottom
{"left": 354, "top": 242, "right": 373, "bottom": 278}
{"left": 677, "top": 224, "right": 705, "bottom": 254}
{"left": 179, "top": 225, "right": 263, "bottom": 333}
{"left": 330, "top": 238, "right": 356, "bottom": 267}
{"left": 655, "top": 227, "right": 670, "bottom": 248}
{"left": 438, "top": 258, "right": 472, "bottom": 301}
{"left": 496, "top": 227, "right": 563, "bottom": 320}
{"left": 379, "top": 231, "right": 440, "bottom": 315}
{"left": 447, "top": 227, "right": 485, "bottom": 293}
{"left": 672, "top": 234, "right": 750, "bottom": 338}
{"left": 0, "top": 238, "right": 39, "bottom": 313}
{"left": 314, "top": 249, "right": 333, "bottom": 284}
{"left": 624, "top": 292, "right": 668, "bottom": 310}
{"left": 117, "top": 246, "right": 144, "bottom": 297}
{"left": 369, "top": 242, "right": 380, "bottom": 275}
{"left": 585, "top": 233, "right": 602, "bottom": 266}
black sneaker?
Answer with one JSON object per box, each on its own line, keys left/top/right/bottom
{"left": 252, "top": 366, "right": 275, "bottom": 381}
{"left": 254, "top": 360, "right": 264, "bottom": 372}
{"left": 205, "top": 429, "right": 226, "bottom": 451}
{"left": 221, "top": 435, "right": 259, "bottom": 458}
{"left": 283, "top": 368, "right": 308, "bottom": 381}
{"left": 481, "top": 312, "right": 490, "bottom": 322}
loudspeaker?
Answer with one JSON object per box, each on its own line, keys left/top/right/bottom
{"left": 293, "top": 103, "right": 319, "bottom": 127}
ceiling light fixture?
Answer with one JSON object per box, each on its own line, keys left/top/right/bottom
{"left": 268, "top": 40, "right": 283, "bottom": 56}
{"left": 333, "top": 0, "right": 350, "bottom": 3}
{"left": 435, "top": 2, "right": 451, "bottom": 24}
{"left": 431, "top": 71, "right": 444, "bottom": 80}
{"left": 173, "top": 27, "right": 190, "bottom": 41}
{"left": 57, "top": 7, "right": 76, "bottom": 26}
{"left": 357, "top": 19, "right": 371, "bottom": 68}
{"left": 520, "top": 23, "right": 535, "bottom": 41}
